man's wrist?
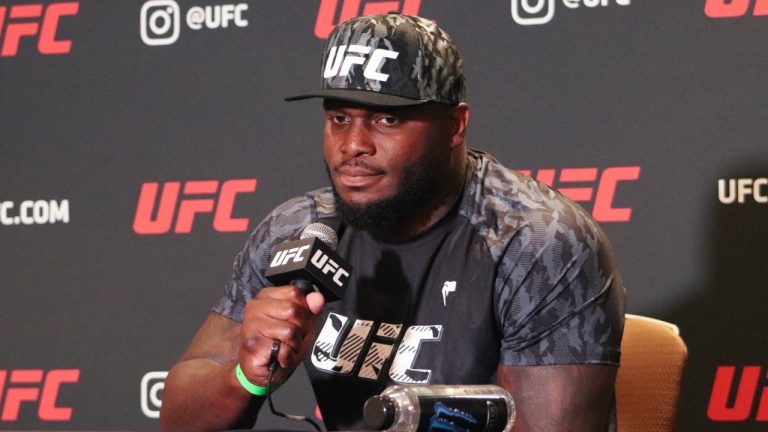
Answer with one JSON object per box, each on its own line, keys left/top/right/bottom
{"left": 233, "top": 363, "right": 292, "bottom": 396}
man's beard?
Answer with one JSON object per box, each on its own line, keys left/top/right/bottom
{"left": 327, "top": 153, "right": 441, "bottom": 233}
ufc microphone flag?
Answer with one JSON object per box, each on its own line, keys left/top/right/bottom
{"left": 265, "top": 237, "right": 352, "bottom": 301}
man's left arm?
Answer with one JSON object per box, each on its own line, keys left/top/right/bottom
{"left": 496, "top": 363, "right": 617, "bottom": 432}
{"left": 492, "top": 202, "right": 626, "bottom": 431}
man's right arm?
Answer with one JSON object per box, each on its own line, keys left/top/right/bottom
{"left": 160, "top": 287, "right": 326, "bottom": 432}
{"left": 159, "top": 313, "right": 262, "bottom": 432}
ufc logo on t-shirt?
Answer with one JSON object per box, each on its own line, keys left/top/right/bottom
{"left": 311, "top": 313, "right": 442, "bottom": 383}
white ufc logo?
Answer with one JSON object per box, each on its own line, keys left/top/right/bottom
{"left": 310, "top": 249, "right": 350, "bottom": 287}
{"left": 270, "top": 245, "right": 310, "bottom": 267}
{"left": 323, "top": 44, "right": 399, "bottom": 81}
{"left": 312, "top": 313, "right": 442, "bottom": 384}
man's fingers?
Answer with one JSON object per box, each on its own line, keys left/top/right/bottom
{"left": 240, "top": 315, "right": 305, "bottom": 355}
{"left": 237, "top": 286, "right": 326, "bottom": 385}
{"left": 306, "top": 291, "right": 326, "bottom": 315}
{"left": 239, "top": 349, "right": 296, "bottom": 387}
{"left": 245, "top": 293, "right": 312, "bottom": 325}
{"left": 257, "top": 285, "right": 310, "bottom": 304}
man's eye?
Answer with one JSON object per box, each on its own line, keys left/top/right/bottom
{"left": 330, "top": 115, "right": 348, "bottom": 124}
{"left": 378, "top": 116, "right": 400, "bottom": 126}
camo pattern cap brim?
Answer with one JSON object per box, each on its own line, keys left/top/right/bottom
{"left": 286, "top": 13, "right": 465, "bottom": 106}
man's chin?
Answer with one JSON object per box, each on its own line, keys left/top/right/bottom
{"left": 333, "top": 188, "right": 387, "bottom": 210}
{"left": 326, "top": 156, "right": 439, "bottom": 232}
{"left": 332, "top": 190, "right": 401, "bottom": 231}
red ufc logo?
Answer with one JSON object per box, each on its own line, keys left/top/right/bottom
{"left": 708, "top": 366, "right": 768, "bottom": 422}
{"left": 0, "top": 2, "right": 79, "bottom": 57}
{"left": 315, "top": 0, "right": 422, "bottom": 39}
{"left": 133, "top": 179, "right": 257, "bottom": 235}
{"left": 518, "top": 167, "right": 641, "bottom": 222}
{"left": 0, "top": 369, "right": 79, "bottom": 422}
{"left": 705, "top": 0, "right": 768, "bottom": 17}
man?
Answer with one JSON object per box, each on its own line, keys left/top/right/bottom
{"left": 160, "top": 13, "right": 625, "bottom": 432}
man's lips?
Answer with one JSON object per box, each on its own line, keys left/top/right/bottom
{"left": 334, "top": 160, "right": 385, "bottom": 188}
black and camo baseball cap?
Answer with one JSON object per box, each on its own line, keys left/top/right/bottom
{"left": 285, "top": 12, "right": 465, "bottom": 107}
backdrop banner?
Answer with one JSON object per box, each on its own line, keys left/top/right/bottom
{"left": 1, "top": 1, "right": 767, "bottom": 430}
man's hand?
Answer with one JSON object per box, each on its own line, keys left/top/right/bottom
{"left": 238, "top": 286, "right": 326, "bottom": 386}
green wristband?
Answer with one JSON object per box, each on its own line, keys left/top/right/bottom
{"left": 235, "top": 363, "right": 273, "bottom": 396}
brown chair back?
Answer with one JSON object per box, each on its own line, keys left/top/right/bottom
{"left": 616, "top": 314, "right": 688, "bottom": 432}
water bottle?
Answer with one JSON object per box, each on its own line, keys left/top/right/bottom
{"left": 363, "top": 384, "right": 515, "bottom": 432}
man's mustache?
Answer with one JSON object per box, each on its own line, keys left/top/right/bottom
{"left": 337, "top": 158, "right": 385, "bottom": 173}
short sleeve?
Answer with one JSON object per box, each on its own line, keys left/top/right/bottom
{"left": 495, "top": 206, "right": 626, "bottom": 366}
{"left": 211, "top": 195, "right": 316, "bottom": 323}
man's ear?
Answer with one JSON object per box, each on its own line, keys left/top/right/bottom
{"left": 449, "top": 103, "right": 470, "bottom": 148}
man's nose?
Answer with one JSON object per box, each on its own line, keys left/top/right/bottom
{"left": 340, "top": 121, "right": 375, "bottom": 156}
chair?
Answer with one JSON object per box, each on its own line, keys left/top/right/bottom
{"left": 615, "top": 314, "right": 688, "bottom": 432}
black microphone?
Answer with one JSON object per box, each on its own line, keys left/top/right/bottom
{"left": 262, "top": 223, "right": 350, "bottom": 403}
{"left": 264, "top": 222, "right": 352, "bottom": 302}
{"left": 262, "top": 223, "right": 347, "bottom": 431}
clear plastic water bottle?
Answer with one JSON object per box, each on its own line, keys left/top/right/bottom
{"left": 363, "top": 384, "right": 515, "bottom": 432}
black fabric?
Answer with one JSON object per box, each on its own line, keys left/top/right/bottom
{"left": 306, "top": 208, "right": 500, "bottom": 431}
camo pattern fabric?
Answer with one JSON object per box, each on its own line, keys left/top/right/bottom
{"left": 459, "top": 150, "right": 625, "bottom": 366}
{"left": 213, "top": 149, "right": 624, "bottom": 367}
{"left": 321, "top": 13, "right": 465, "bottom": 104}
{"left": 211, "top": 193, "right": 333, "bottom": 322}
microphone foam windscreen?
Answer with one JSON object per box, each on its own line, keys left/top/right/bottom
{"left": 300, "top": 223, "right": 338, "bottom": 250}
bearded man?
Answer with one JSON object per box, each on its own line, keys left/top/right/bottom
{"left": 160, "top": 13, "right": 625, "bottom": 432}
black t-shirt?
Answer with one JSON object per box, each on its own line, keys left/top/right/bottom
{"left": 214, "top": 149, "right": 625, "bottom": 430}
{"left": 307, "top": 203, "right": 501, "bottom": 429}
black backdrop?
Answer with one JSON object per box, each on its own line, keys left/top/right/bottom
{"left": 2, "top": 0, "right": 768, "bottom": 430}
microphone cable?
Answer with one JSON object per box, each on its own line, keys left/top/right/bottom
{"left": 266, "top": 340, "right": 323, "bottom": 432}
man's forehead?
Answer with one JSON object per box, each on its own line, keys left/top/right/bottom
{"left": 322, "top": 98, "right": 451, "bottom": 116}
{"left": 323, "top": 98, "right": 419, "bottom": 113}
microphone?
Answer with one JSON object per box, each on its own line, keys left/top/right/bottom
{"left": 260, "top": 223, "right": 348, "bottom": 432}
{"left": 264, "top": 222, "right": 353, "bottom": 302}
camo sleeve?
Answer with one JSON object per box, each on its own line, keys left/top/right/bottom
{"left": 494, "top": 191, "right": 626, "bottom": 366}
{"left": 462, "top": 150, "right": 625, "bottom": 366}
{"left": 211, "top": 195, "right": 318, "bottom": 323}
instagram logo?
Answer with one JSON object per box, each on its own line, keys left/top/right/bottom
{"left": 512, "top": 0, "right": 555, "bottom": 25}
{"left": 140, "top": 371, "right": 168, "bottom": 419}
{"left": 140, "top": 0, "right": 180, "bottom": 46}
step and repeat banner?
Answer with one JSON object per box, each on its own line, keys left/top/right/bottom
{"left": 1, "top": 0, "right": 767, "bottom": 430}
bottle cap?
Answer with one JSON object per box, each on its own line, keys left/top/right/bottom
{"left": 363, "top": 395, "right": 396, "bottom": 430}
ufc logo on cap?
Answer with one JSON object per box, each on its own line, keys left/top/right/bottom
{"left": 323, "top": 44, "right": 399, "bottom": 82}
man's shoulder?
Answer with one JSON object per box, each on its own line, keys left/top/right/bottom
{"left": 463, "top": 150, "right": 607, "bottom": 260}
{"left": 272, "top": 186, "right": 336, "bottom": 220}
{"left": 465, "top": 149, "right": 570, "bottom": 215}
{"left": 253, "top": 187, "right": 337, "bottom": 243}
